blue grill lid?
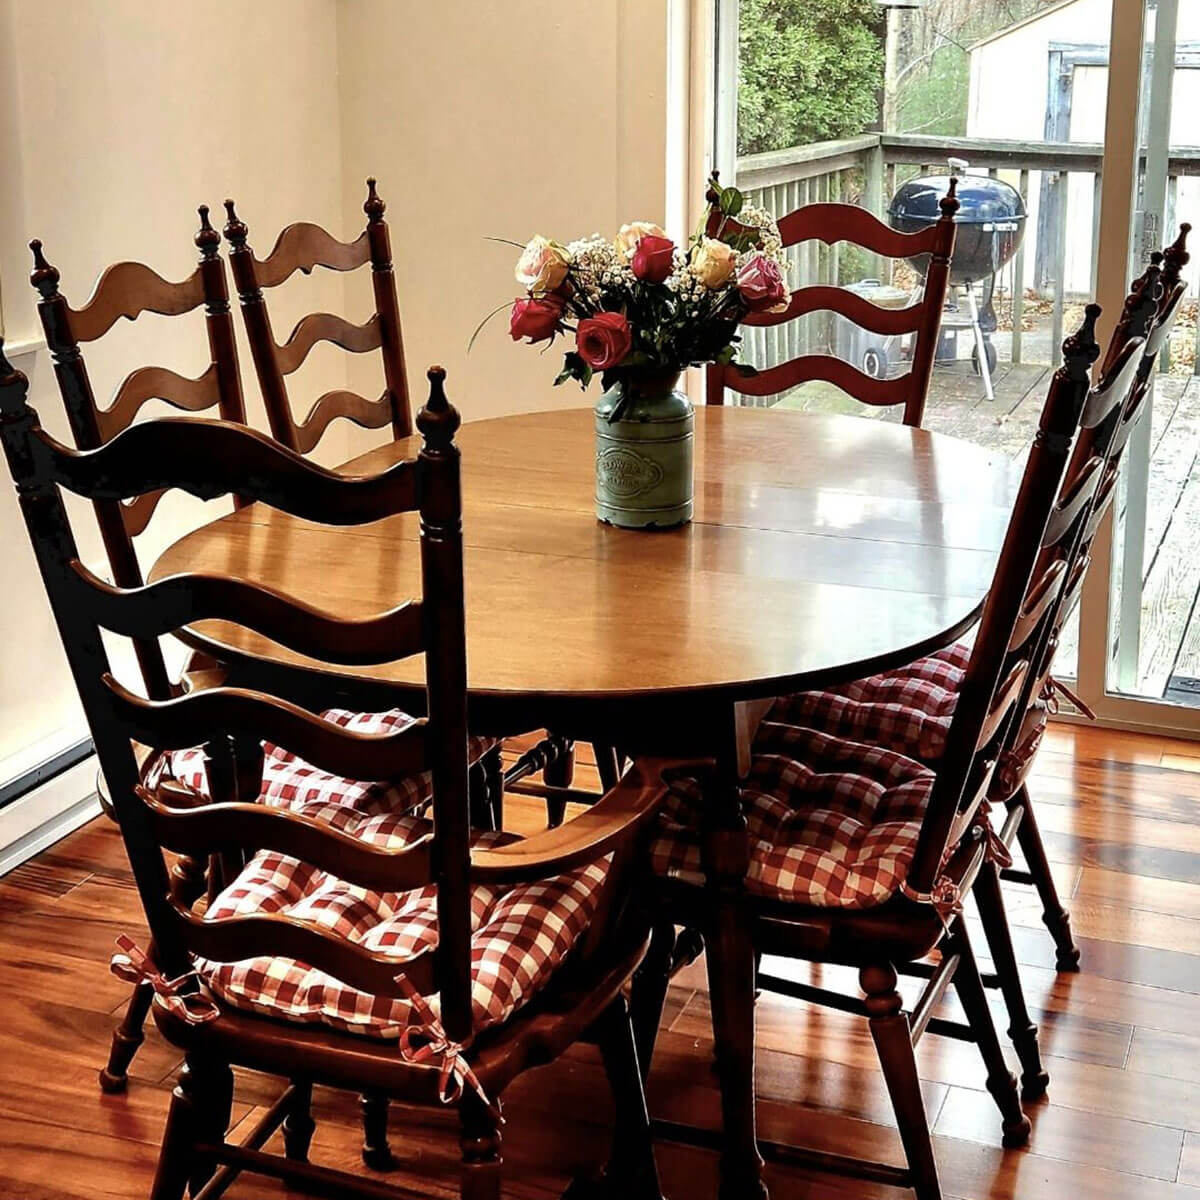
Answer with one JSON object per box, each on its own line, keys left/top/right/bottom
{"left": 889, "top": 173, "right": 1026, "bottom": 227}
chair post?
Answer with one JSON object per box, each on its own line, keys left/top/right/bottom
{"left": 704, "top": 362, "right": 726, "bottom": 407}
{"left": 223, "top": 199, "right": 298, "bottom": 452}
{"left": 417, "top": 366, "right": 474, "bottom": 1047}
{"left": 195, "top": 205, "right": 246, "bottom": 426}
{"left": 363, "top": 179, "right": 413, "bottom": 439}
{"left": 906, "top": 179, "right": 958, "bottom": 427}
{"left": 28, "top": 240, "right": 174, "bottom": 699}
{"left": 0, "top": 339, "right": 182, "bottom": 973}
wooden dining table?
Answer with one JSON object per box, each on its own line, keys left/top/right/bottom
{"left": 153, "top": 402, "right": 1021, "bottom": 1199}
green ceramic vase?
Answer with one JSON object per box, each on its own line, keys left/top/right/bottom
{"left": 594, "top": 370, "right": 694, "bottom": 529}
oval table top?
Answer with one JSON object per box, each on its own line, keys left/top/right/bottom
{"left": 151, "top": 406, "right": 1021, "bottom": 707}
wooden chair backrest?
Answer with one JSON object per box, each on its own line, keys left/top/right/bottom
{"left": 0, "top": 357, "right": 477, "bottom": 1044}
{"left": 28, "top": 210, "right": 247, "bottom": 699}
{"left": 906, "top": 306, "right": 1098, "bottom": 895}
{"left": 1005, "top": 224, "right": 1190, "bottom": 749}
{"left": 223, "top": 179, "right": 411, "bottom": 456}
{"left": 704, "top": 180, "right": 959, "bottom": 427}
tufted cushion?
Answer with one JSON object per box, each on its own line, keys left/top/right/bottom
{"left": 162, "top": 708, "right": 497, "bottom": 819}
{"left": 650, "top": 721, "right": 935, "bottom": 908}
{"left": 768, "top": 641, "right": 971, "bottom": 765}
{"left": 199, "top": 804, "right": 610, "bottom": 1040}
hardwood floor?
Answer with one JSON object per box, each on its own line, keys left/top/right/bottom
{"left": 2, "top": 724, "right": 1199, "bottom": 1198}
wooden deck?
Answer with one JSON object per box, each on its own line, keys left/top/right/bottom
{"left": 5, "top": 726, "right": 1200, "bottom": 1198}
{"left": 772, "top": 363, "right": 1200, "bottom": 704}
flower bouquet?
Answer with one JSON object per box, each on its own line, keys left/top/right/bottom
{"left": 490, "top": 174, "right": 789, "bottom": 528}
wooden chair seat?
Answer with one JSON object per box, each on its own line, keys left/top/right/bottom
{"left": 197, "top": 813, "right": 610, "bottom": 1041}
{"left": 650, "top": 720, "right": 935, "bottom": 908}
{"left": 161, "top": 706, "right": 498, "bottom": 819}
{"left": 152, "top": 922, "right": 648, "bottom": 1105}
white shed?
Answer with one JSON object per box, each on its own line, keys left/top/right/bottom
{"left": 966, "top": 0, "right": 1200, "bottom": 296}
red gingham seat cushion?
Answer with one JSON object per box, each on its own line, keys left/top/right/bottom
{"left": 768, "top": 641, "right": 972, "bottom": 765}
{"left": 650, "top": 721, "right": 935, "bottom": 908}
{"left": 161, "top": 708, "right": 497, "bottom": 819}
{"left": 199, "top": 804, "right": 609, "bottom": 1039}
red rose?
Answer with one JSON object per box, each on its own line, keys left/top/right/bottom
{"left": 509, "top": 294, "right": 565, "bottom": 343}
{"left": 631, "top": 234, "right": 675, "bottom": 284}
{"left": 736, "top": 252, "right": 788, "bottom": 312}
{"left": 576, "top": 311, "right": 632, "bottom": 370}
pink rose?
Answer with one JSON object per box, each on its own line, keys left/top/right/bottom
{"left": 631, "top": 234, "right": 675, "bottom": 284}
{"left": 576, "top": 312, "right": 632, "bottom": 370}
{"left": 736, "top": 253, "right": 789, "bottom": 312}
{"left": 510, "top": 294, "right": 565, "bottom": 343}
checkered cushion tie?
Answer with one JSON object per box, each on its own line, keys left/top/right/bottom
{"left": 650, "top": 721, "right": 935, "bottom": 908}
{"left": 161, "top": 708, "right": 497, "bottom": 819}
{"left": 199, "top": 803, "right": 610, "bottom": 1039}
{"left": 769, "top": 641, "right": 972, "bottom": 764}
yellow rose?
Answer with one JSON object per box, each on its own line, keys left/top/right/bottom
{"left": 515, "top": 236, "right": 570, "bottom": 293}
{"left": 691, "top": 237, "right": 737, "bottom": 288}
{"left": 615, "top": 221, "right": 667, "bottom": 258}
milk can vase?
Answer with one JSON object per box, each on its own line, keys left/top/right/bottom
{"left": 594, "top": 370, "right": 694, "bottom": 530}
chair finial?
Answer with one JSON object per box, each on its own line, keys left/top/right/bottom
{"left": 28, "top": 239, "right": 60, "bottom": 295}
{"left": 1062, "top": 302, "right": 1102, "bottom": 382}
{"left": 1162, "top": 223, "right": 1191, "bottom": 289}
{"left": 222, "top": 199, "right": 248, "bottom": 247}
{"left": 364, "top": 177, "right": 386, "bottom": 222}
{"left": 195, "top": 205, "right": 220, "bottom": 257}
{"left": 417, "top": 365, "right": 461, "bottom": 448}
{"left": 939, "top": 177, "right": 960, "bottom": 219}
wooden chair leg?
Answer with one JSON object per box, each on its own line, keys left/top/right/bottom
{"left": 594, "top": 744, "right": 621, "bottom": 791}
{"left": 149, "top": 1063, "right": 202, "bottom": 1200}
{"left": 361, "top": 1091, "right": 394, "bottom": 1170}
{"left": 459, "top": 1090, "right": 502, "bottom": 1200}
{"left": 949, "top": 926, "right": 1032, "bottom": 1148}
{"left": 99, "top": 977, "right": 155, "bottom": 1093}
{"left": 861, "top": 963, "right": 942, "bottom": 1200}
{"left": 1013, "top": 784, "right": 1080, "bottom": 971}
{"left": 484, "top": 744, "right": 504, "bottom": 830}
{"left": 629, "top": 918, "right": 677, "bottom": 1083}
{"left": 544, "top": 735, "right": 576, "bottom": 789}
{"left": 170, "top": 853, "right": 209, "bottom": 907}
{"left": 283, "top": 1079, "right": 317, "bottom": 1161}
{"left": 973, "top": 859, "right": 1049, "bottom": 1100}
{"left": 188, "top": 1057, "right": 234, "bottom": 1197}
{"left": 593, "top": 995, "right": 664, "bottom": 1199}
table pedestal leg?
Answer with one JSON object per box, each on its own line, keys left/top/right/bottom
{"left": 701, "top": 737, "right": 767, "bottom": 1200}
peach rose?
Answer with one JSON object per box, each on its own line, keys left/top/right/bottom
{"left": 515, "top": 236, "right": 569, "bottom": 293}
{"left": 691, "top": 237, "right": 737, "bottom": 288}
{"left": 615, "top": 221, "right": 667, "bottom": 258}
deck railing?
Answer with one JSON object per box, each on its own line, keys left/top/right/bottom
{"left": 736, "top": 132, "right": 1200, "bottom": 375}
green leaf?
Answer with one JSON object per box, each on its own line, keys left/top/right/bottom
{"left": 720, "top": 187, "right": 745, "bottom": 217}
{"left": 732, "top": 361, "right": 759, "bottom": 378}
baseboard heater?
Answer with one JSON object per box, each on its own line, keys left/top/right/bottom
{"left": 0, "top": 736, "right": 94, "bottom": 812}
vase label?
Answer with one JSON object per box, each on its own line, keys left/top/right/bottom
{"left": 596, "top": 445, "right": 665, "bottom": 498}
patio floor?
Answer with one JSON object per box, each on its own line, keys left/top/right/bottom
{"left": 769, "top": 360, "right": 1200, "bottom": 705}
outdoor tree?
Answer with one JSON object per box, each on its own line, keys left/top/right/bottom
{"left": 737, "top": 0, "right": 884, "bottom": 156}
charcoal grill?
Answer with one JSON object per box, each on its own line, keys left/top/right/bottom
{"left": 888, "top": 163, "right": 1027, "bottom": 400}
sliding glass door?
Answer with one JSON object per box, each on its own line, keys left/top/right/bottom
{"left": 709, "top": 0, "right": 1200, "bottom": 735}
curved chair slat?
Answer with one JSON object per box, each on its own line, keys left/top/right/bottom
{"left": 254, "top": 223, "right": 371, "bottom": 290}
{"left": 36, "top": 416, "right": 418, "bottom": 524}
{"left": 294, "top": 389, "right": 395, "bottom": 455}
{"left": 744, "top": 285, "right": 925, "bottom": 335}
{"left": 68, "top": 261, "right": 207, "bottom": 343}
{"left": 73, "top": 561, "right": 424, "bottom": 666}
{"left": 725, "top": 353, "right": 912, "bottom": 405}
{"left": 104, "top": 676, "right": 428, "bottom": 781}
{"left": 100, "top": 364, "right": 223, "bottom": 439}
{"left": 776, "top": 203, "right": 943, "bottom": 257}
{"left": 275, "top": 312, "right": 383, "bottom": 376}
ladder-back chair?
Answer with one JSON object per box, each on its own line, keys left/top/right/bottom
{"left": 704, "top": 178, "right": 959, "bottom": 426}
{"left": 223, "top": 179, "right": 411, "bottom": 455}
{"left": 28, "top": 210, "right": 245, "bottom": 701}
{"left": 0, "top": 355, "right": 671, "bottom": 1200}
{"left": 639, "top": 308, "right": 1098, "bottom": 1200}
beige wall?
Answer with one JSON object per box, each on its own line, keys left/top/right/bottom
{"left": 0, "top": 0, "right": 672, "bottom": 790}
{"left": 335, "top": 0, "right": 670, "bottom": 428}
{"left": 0, "top": 0, "right": 350, "bottom": 772}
